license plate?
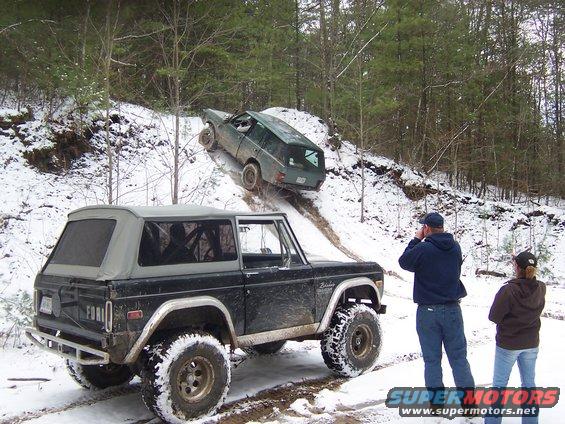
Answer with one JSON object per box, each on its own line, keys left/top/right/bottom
{"left": 39, "top": 296, "right": 52, "bottom": 315}
{"left": 296, "top": 177, "right": 306, "bottom": 184}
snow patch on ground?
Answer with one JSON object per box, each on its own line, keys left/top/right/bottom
{"left": 0, "top": 101, "right": 564, "bottom": 423}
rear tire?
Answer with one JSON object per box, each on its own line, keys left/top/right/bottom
{"left": 199, "top": 124, "right": 217, "bottom": 151}
{"left": 65, "top": 360, "right": 133, "bottom": 390}
{"left": 141, "top": 331, "right": 230, "bottom": 423}
{"left": 321, "top": 304, "right": 382, "bottom": 378}
{"left": 241, "top": 162, "right": 262, "bottom": 191}
{"left": 242, "top": 340, "right": 286, "bottom": 356}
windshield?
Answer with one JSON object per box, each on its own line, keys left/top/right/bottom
{"left": 49, "top": 219, "right": 116, "bottom": 267}
{"left": 287, "top": 145, "right": 323, "bottom": 172}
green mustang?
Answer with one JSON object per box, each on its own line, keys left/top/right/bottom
{"left": 199, "top": 109, "right": 326, "bottom": 191}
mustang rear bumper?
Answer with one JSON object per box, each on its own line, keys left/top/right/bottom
{"left": 25, "top": 327, "right": 110, "bottom": 365}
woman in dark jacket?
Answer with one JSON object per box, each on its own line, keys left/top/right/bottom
{"left": 485, "top": 251, "right": 546, "bottom": 424}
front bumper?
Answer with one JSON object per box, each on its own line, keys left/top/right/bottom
{"left": 25, "top": 327, "right": 110, "bottom": 365}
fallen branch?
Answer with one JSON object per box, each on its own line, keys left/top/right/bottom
{"left": 7, "top": 377, "right": 51, "bottom": 382}
{"left": 475, "top": 269, "right": 507, "bottom": 278}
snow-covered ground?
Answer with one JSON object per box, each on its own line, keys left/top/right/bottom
{"left": 0, "top": 101, "right": 563, "bottom": 423}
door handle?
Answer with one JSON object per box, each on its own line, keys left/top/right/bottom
{"left": 245, "top": 272, "right": 259, "bottom": 277}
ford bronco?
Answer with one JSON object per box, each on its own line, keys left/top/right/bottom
{"left": 25, "top": 204, "right": 385, "bottom": 423}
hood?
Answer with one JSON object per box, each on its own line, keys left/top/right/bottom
{"left": 507, "top": 278, "right": 546, "bottom": 310}
{"left": 425, "top": 232, "right": 456, "bottom": 251}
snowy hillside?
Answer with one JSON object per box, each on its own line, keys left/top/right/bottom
{"left": 263, "top": 107, "right": 565, "bottom": 286}
{"left": 1, "top": 101, "right": 564, "bottom": 423}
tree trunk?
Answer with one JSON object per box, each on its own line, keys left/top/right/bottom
{"left": 294, "top": 0, "right": 301, "bottom": 110}
{"left": 104, "top": 0, "right": 114, "bottom": 205}
{"left": 172, "top": 0, "right": 180, "bottom": 205}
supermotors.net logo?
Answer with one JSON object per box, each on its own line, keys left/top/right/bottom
{"left": 386, "top": 387, "right": 560, "bottom": 418}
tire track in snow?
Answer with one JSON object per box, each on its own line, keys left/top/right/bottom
{"left": 5, "top": 319, "right": 494, "bottom": 424}
{"left": 216, "top": 328, "right": 494, "bottom": 423}
{"left": 0, "top": 384, "right": 140, "bottom": 424}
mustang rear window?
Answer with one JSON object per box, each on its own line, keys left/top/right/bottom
{"left": 138, "top": 220, "right": 237, "bottom": 266}
{"left": 49, "top": 219, "right": 116, "bottom": 267}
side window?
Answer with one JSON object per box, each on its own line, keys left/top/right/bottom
{"left": 262, "top": 131, "right": 285, "bottom": 162}
{"left": 138, "top": 220, "right": 237, "bottom": 266}
{"left": 238, "top": 220, "right": 283, "bottom": 268}
{"left": 231, "top": 113, "right": 253, "bottom": 134}
{"left": 246, "top": 121, "right": 267, "bottom": 144}
{"left": 277, "top": 222, "right": 303, "bottom": 266}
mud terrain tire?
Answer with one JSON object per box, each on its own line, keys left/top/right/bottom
{"left": 65, "top": 360, "right": 133, "bottom": 390}
{"left": 321, "top": 304, "right": 382, "bottom": 377}
{"left": 241, "top": 162, "right": 262, "bottom": 191}
{"left": 199, "top": 124, "right": 217, "bottom": 151}
{"left": 140, "top": 341, "right": 166, "bottom": 414}
{"left": 242, "top": 340, "right": 286, "bottom": 355}
{"left": 141, "top": 331, "right": 230, "bottom": 423}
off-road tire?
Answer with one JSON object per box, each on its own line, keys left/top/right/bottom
{"left": 321, "top": 304, "right": 382, "bottom": 378}
{"left": 242, "top": 340, "right": 286, "bottom": 356}
{"left": 140, "top": 341, "right": 166, "bottom": 414}
{"left": 198, "top": 124, "right": 217, "bottom": 151}
{"left": 140, "top": 331, "right": 230, "bottom": 424}
{"left": 241, "top": 162, "right": 262, "bottom": 191}
{"left": 65, "top": 360, "right": 134, "bottom": 390}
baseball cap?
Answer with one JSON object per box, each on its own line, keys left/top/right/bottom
{"left": 513, "top": 251, "right": 537, "bottom": 269}
{"left": 418, "top": 212, "right": 444, "bottom": 228}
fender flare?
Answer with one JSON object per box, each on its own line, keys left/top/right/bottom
{"left": 123, "top": 296, "right": 237, "bottom": 363}
{"left": 316, "top": 277, "right": 381, "bottom": 334}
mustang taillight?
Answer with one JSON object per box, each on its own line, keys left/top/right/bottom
{"left": 275, "top": 171, "right": 286, "bottom": 183}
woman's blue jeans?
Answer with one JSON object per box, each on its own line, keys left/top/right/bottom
{"left": 484, "top": 345, "right": 539, "bottom": 424}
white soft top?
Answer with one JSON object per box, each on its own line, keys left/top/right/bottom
{"left": 45, "top": 204, "right": 285, "bottom": 281}
{"left": 69, "top": 204, "right": 280, "bottom": 219}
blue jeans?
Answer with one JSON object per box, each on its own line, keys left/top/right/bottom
{"left": 416, "top": 303, "right": 475, "bottom": 405}
{"left": 484, "top": 346, "right": 539, "bottom": 424}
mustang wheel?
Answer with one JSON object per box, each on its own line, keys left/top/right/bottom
{"left": 242, "top": 340, "right": 286, "bottom": 356}
{"left": 65, "top": 360, "right": 133, "bottom": 390}
{"left": 241, "top": 162, "right": 263, "bottom": 191}
{"left": 141, "top": 331, "right": 230, "bottom": 423}
{"left": 321, "top": 304, "right": 382, "bottom": 377}
{"left": 198, "top": 125, "right": 217, "bottom": 151}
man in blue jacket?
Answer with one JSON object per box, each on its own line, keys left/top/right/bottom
{"left": 399, "top": 212, "right": 474, "bottom": 411}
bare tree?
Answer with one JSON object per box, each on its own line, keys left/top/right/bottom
{"left": 153, "top": 0, "right": 234, "bottom": 204}
{"left": 102, "top": 0, "right": 119, "bottom": 205}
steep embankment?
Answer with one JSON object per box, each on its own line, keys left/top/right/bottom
{"left": 1, "top": 101, "right": 564, "bottom": 315}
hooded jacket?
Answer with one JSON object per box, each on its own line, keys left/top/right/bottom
{"left": 398, "top": 233, "right": 467, "bottom": 305}
{"left": 489, "top": 278, "right": 546, "bottom": 350}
